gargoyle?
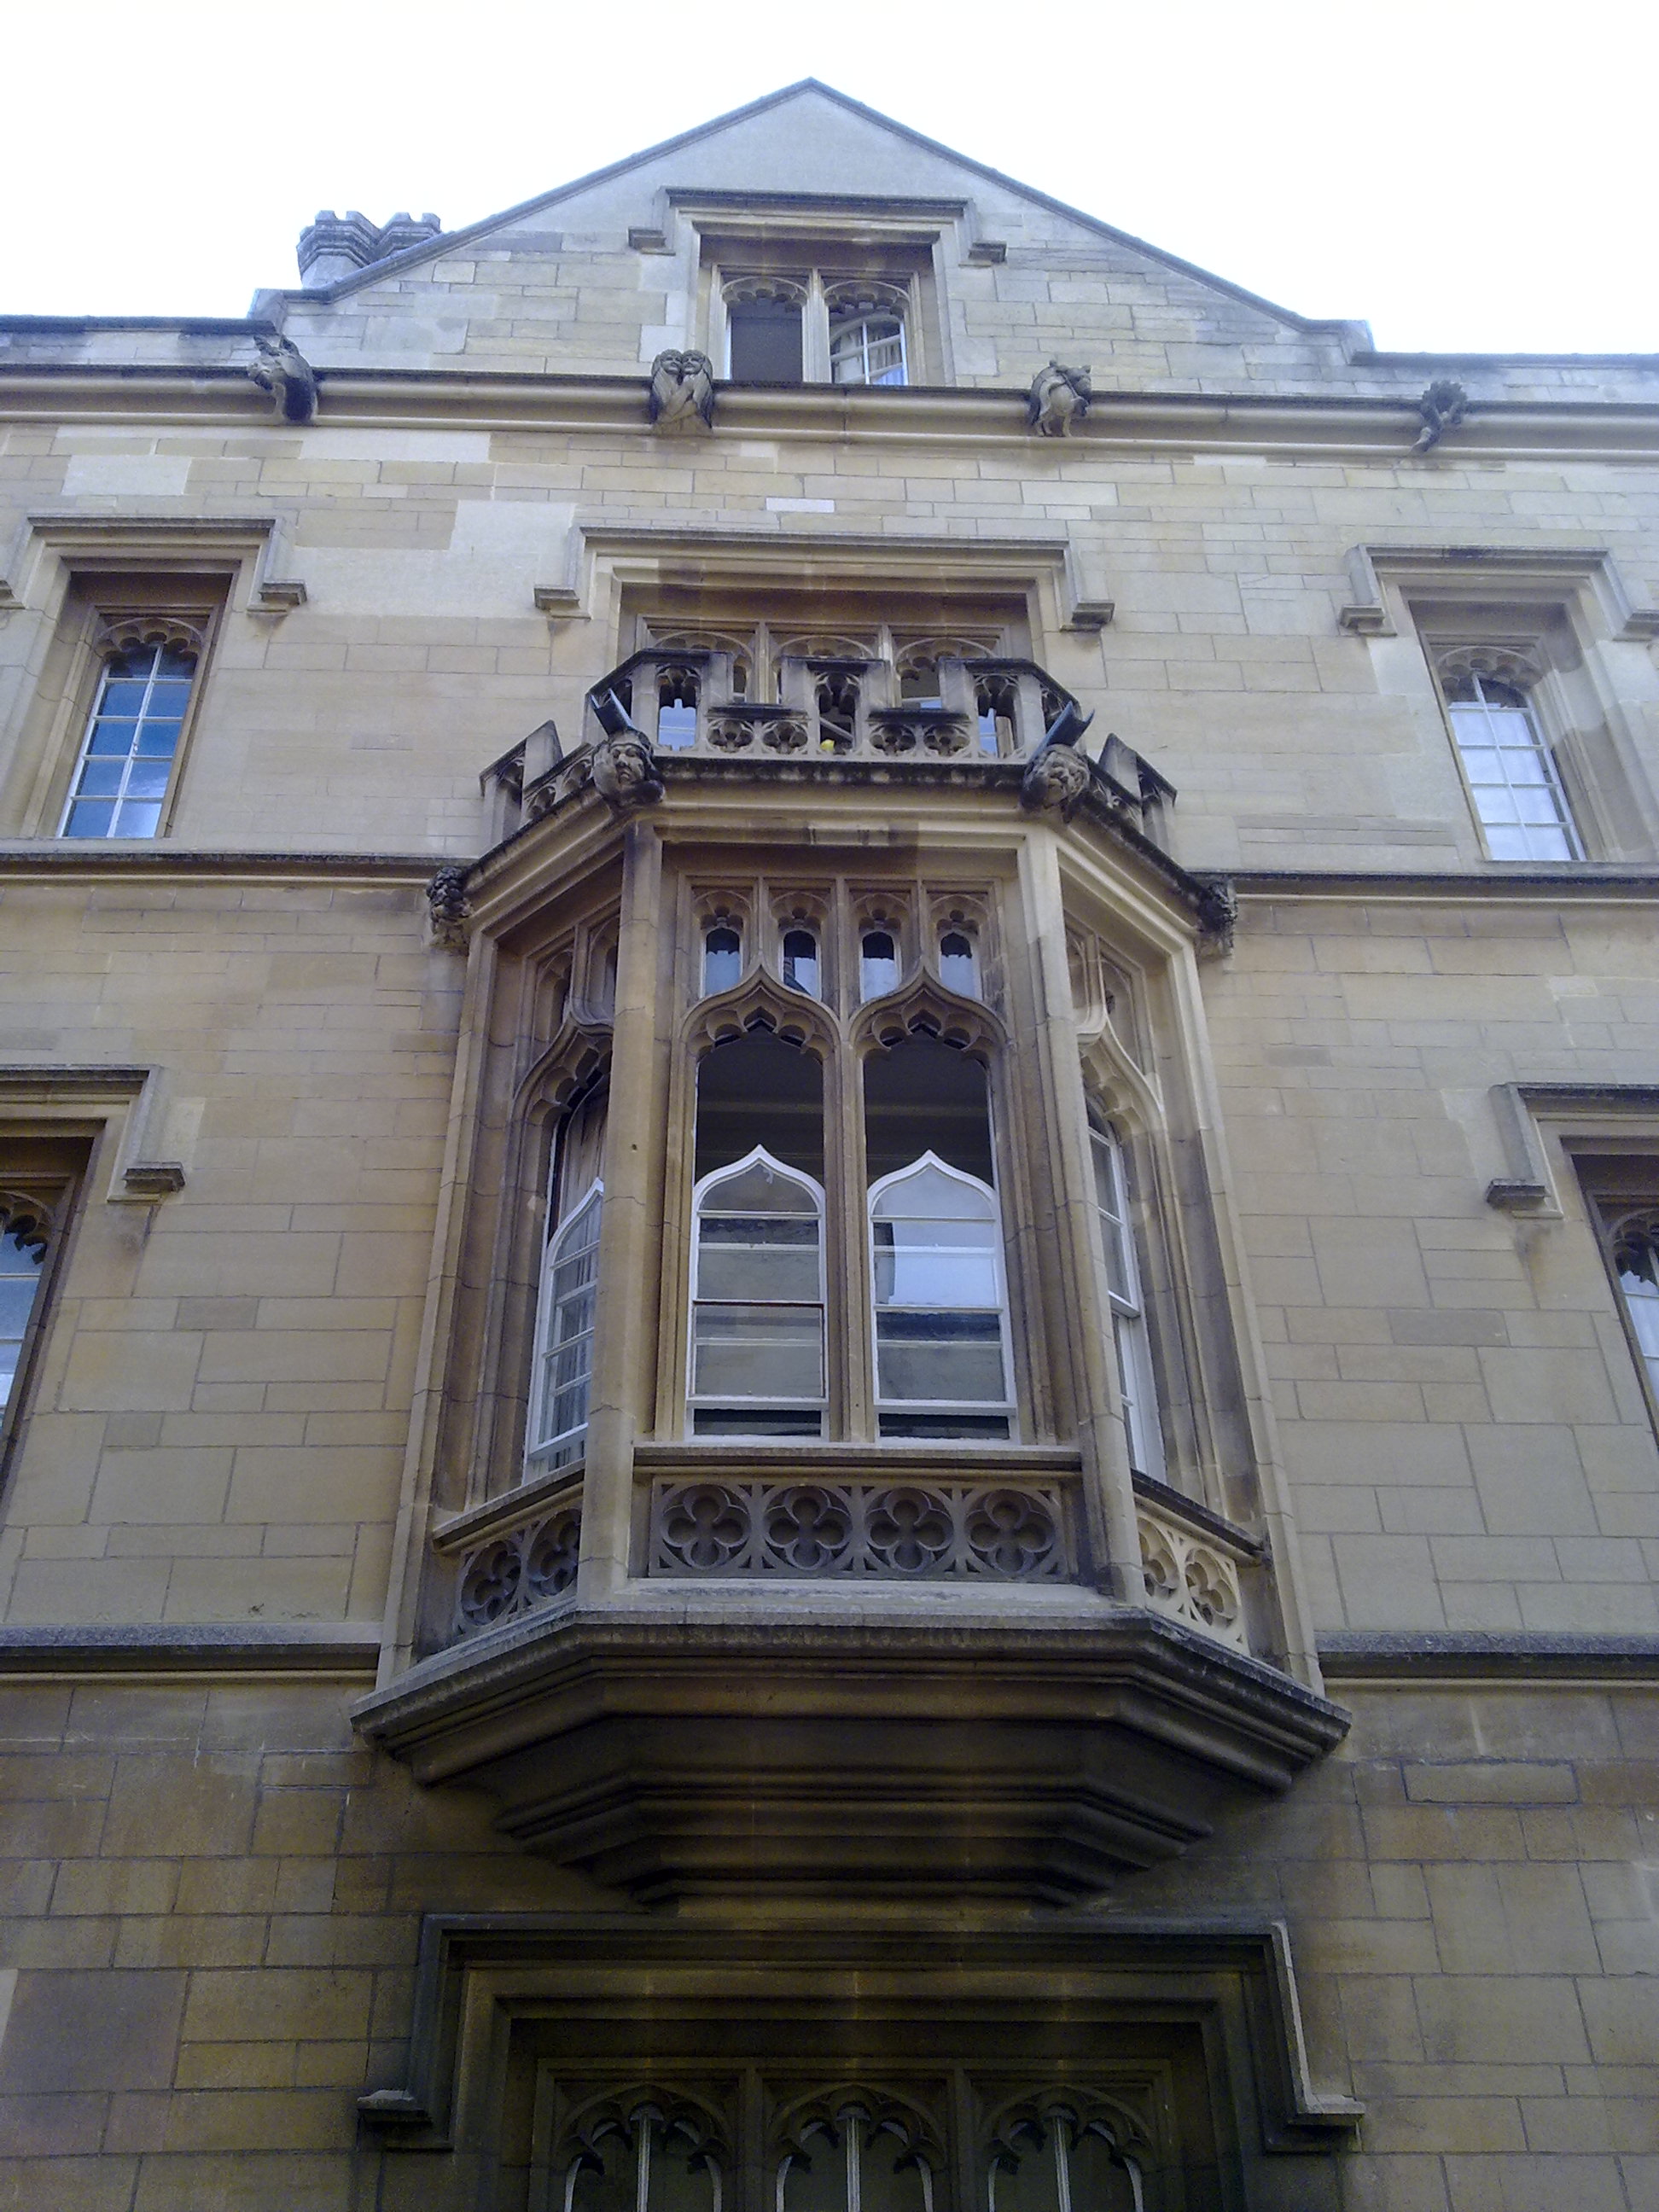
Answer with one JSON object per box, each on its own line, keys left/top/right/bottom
{"left": 1027, "top": 361, "right": 1091, "bottom": 437}
{"left": 248, "top": 337, "right": 318, "bottom": 424}
{"left": 589, "top": 690, "right": 664, "bottom": 811}
{"left": 1412, "top": 377, "right": 1468, "bottom": 454}
{"left": 648, "top": 349, "right": 716, "bottom": 432}
{"left": 1020, "top": 697, "right": 1097, "bottom": 817}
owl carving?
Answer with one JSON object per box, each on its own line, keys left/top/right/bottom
{"left": 648, "top": 349, "right": 716, "bottom": 433}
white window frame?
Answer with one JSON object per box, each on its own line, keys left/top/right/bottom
{"left": 1440, "top": 664, "right": 1583, "bottom": 864}
{"left": 689, "top": 1144, "right": 828, "bottom": 1437}
{"left": 867, "top": 1150, "right": 1015, "bottom": 1436}
{"left": 58, "top": 634, "right": 200, "bottom": 842}
{"left": 527, "top": 1180, "right": 603, "bottom": 1473}
{"left": 829, "top": 310, "right": 907, "bottom": 387}
{"left": 1088, "top": 1121, "right": 1165, "bottom": 1481}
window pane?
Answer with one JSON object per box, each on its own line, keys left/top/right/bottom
{"left": 87, "top": 720, "right": 138, "bottom": 757}
{"left": 871, "top": 1161, "right": 994, "bottom": 1222}
{"left": 0, "top": 1229, "right": 45, "bottom": 1409}
{"left": 64, "top": 800, "right": 117, "bottom": 837}
{"left": 701, "top": 1160, "right": 817, "bottom": 1214}
{"left": 939, "top": 934, "right": 977, "bottom": 994}
{"left": 113, "top": 801, "right": 162, "bottom": 838}
{"left": 135, "top": 720, "right": 183, "bottom": 758}
{"left": 696, "top": 1220, "right": 821, "bottom": 1302}
{"left": 873, "top": 1230, "right": 999, "bottom": 1308}
{"left": 876, "top": 1313, "right": 1007, "bottom": 1402}
{"left": 692, "top": 1304, "right": 824, "bottom": 1397}
{"left": 73, "top": 760, "right": 125, "bottom": 797}
{"left": 125, "top": 760, "right": 173, "bottom": 799}
{"left": 657, "top": 702, "right": 697, "bottom": 748}
{"left": 98, "top": 680, "right": 148, "bottom": 716}
{"left": 703, "top": 928, "right": 742, "bottom": 994}
{"left": 728, "top": 300, "right": 804, "bottom": 382}
{"left": 783, "top": 930, "right": 819, "bottom": 996}
{"left": 860, "top": 932, "right": 899, "bottom": 999}
{"left": 694, "top": 1407, "right": 823, "bottom": 1436}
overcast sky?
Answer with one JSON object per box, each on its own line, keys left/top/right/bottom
{"left": 3, "top": 0, "right": 1653, "bottom": 357}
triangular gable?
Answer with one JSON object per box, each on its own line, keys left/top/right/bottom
{"left": 285, "top": 79, "right": 1350, "bottom": 340}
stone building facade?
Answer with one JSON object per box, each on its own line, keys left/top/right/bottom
{"left": 0, "top": 79, "right": 1655, "bottom": 2212}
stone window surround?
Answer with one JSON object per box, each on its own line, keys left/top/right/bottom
{"left": 0, "top": 1066, "right": 189, "bottom": 1484}
{"left": 355, "top": 1913, "right": 1361, "bottom": 2172}
{"left": 0, "top": 515, "right": 306, "bottom": 841}
{"left": 638, "top": 189, "right": 1002, "bottom": 389}
{"left": 1337, "top": 543, "right": 1659, "bottom": 865}
{"left": 1487, "top": 1080, "right": 1659, "bottom": 1436}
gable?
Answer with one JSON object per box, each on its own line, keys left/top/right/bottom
{"left": 271, "top": 83, "right": 1360, "bottom": 388}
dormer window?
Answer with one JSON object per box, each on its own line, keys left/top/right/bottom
{"left": 718, "top": 263, "right": 916, "bottom": 387}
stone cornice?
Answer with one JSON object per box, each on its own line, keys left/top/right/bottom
{"left": 0, "top": 1621, "right": 381, "bottom": 1675}
{"left": 1318, "top": 1630, "right": 1659, "bottom": 1683}
{"left": 1222, "top": 865, "right": 1659, "bottom": 903}
{"left": 0, "top": 844, "right": 448, "bottom": 883}
{"left": 3, "top": 361, "right": 1659, "bottom": 457}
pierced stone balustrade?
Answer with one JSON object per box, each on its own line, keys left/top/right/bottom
{"left": 433, "top": 1480, "right": 582, "bottom": 1639}
{"left": 649, "top": 1470, "right": 1073, "bottom": 1580}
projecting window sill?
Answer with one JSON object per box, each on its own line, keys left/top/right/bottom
{"left": 433, "top": 1458, "right": 585, "bottom": 1553}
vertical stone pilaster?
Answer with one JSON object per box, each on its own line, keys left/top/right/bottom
{"left": 578, "top": 818, "right": 665, "bottom": 1595}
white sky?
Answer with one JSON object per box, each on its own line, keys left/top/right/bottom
{"left": 3, "top": 0, "right": 1654, "bottom": 358}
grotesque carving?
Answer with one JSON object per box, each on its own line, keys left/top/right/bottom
{"left": 1412, "top": 377, "right": 1468, "bottom": 453}
{"left": 648, "top": 349, "right": 716, "bottom": 432}
{"left": 426, "top": 865, "right": 471, "bottom": 952}
{"left": 1020, "top": 696, "right": 1096, "bottom": 818}
{"left": 1027, "top": 360, "right": 1091, "bottom": 437}
{"left": 248, "top": 337, "right": 317, "bottom": 424}
{"left": 589, "top": 690, "right": 664, "bottom": 811}
{"left": 1194, "top": 877, "right": 1238, "bottom": 958}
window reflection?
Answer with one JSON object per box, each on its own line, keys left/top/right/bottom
{"left": 61, "top": 643, "right": 195, "bottom": 840}
{"left": 783, "top": 928, "right": 820, "bottom": 997}
{"left": 859, "top": 930, "right": 899, "bottom": 1000}
{"left": 938, "top": 932, "right": 977, "bottom": 996}
{"left": 0, "top": 1219, "right": 47, "bottom": 1409}
{"left": 704, "top": 926, "right": 743, "bottom": 995}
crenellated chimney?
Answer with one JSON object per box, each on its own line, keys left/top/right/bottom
{"left": 296, "top": 209, "right": 442, "bottom": 288}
